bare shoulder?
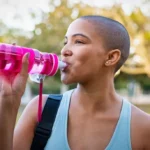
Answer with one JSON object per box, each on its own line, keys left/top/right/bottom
{"left": 131, "top": 104, "right": 150, "bottom": 129}
{"left": 16, "top": 94, "right": 49, "bottom": 126}
{"left": 131, "top": 104, "right": 150, "bottom": 149}
{"left": 24, "top": 94, "right": 49, "bottom": 119}
{"left": 13, "top": 94, "right": 49, "bottom": 150}
{"left": 18, "top": 94, "right": 49, "bottom": 124}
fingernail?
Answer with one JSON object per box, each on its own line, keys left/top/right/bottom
{"left": 26, "top": 53, "right": 30, "bottom": 59}
{"left": 12, "top": 43, "right": 16, "bottom": 45}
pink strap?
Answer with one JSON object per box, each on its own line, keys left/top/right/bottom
{"left": 38, "top": 79, "right": 43, "bottom": 122}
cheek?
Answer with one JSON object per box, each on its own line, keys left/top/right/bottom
{"left": 74, "top": 49, "right": 93, "bottom": 65}
{"left": 61, "top": 48, "right": 106, "bottom": 84}
{"left": 75, "top": 50, "right": 103, "bottom": 71}
{"left": 72, "top": 53, "right": 101, "bottom": 77}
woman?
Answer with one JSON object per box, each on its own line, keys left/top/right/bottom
{"left": 0, "top": 15, "right": 150, "bottom": 150}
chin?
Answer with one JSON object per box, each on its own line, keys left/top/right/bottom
{"left": 61, "top": 76, "right": 77, "bottom": 85}
{"left": 61, "top": 79, "right": 73, "bottom": 85}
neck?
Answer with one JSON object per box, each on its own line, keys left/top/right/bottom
{"left": 73, "top": 75, "right": 120, "bottom": 113}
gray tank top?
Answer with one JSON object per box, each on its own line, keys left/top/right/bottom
{"left": 44, "top": 90, "right": 132, "bottom": 150}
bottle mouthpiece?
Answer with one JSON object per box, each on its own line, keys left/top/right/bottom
{"left": 58, "top": 61, "right": 67, "bottom": 69}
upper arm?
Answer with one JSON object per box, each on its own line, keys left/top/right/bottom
{"left": 13, "top": 94, "right": 48, "bottom": 150}
{"left": 131, "top": 105, "right": 150, "bottom": 150}
{"left": 143, "top": 115, "right": 150, "bottom": 150}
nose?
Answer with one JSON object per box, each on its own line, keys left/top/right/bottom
{"left": 61, "top": 47, "right": 73, "bottom": 57}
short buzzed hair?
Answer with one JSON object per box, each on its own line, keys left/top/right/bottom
{"left": 79, "top": 15, "right": 130, "bottom": 72}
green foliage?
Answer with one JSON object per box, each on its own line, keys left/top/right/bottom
{"left": 133, "top": 74, "right": 150, "bottom": 93}
{"left": 1, "top": 0, "right": 150, "bottom": 94}
{"left": 114, "top": 72, "right": 130, "bottom": 89}
{"left": 30, "top": 76, "right": 61, "bottom": 95}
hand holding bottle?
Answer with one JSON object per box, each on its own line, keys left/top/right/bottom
{"left": 0, "top": 53, "right": 29, "bottom": 150}
{"left": 0, "top": 52, "right": 29, "bottom": 107}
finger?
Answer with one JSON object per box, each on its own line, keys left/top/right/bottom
{"left": 0, "top": 74, "right": 10, "bottom": 94}
{"left": 19, "top": 53, "right": 30, "bottom": 77}
{"left": 0, "top": 75, "right": 3, "bottom": 91}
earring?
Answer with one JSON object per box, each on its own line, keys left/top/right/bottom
{"left": 105, "top": 61, "right": 109, "bottom": 65}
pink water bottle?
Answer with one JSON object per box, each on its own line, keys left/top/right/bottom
{"left": 0, "top": 43, "right": 67, "bottom": 82}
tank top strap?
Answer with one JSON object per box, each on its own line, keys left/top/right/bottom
{"left": 44, "top": 89, "right": 74, "bottom": 150}
{"left": 106, "top": 99, "right": 132, "bottom": 150}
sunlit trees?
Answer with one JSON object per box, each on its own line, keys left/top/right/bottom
{"left": 1, "top": 0, "right": 150, "bottom": 93}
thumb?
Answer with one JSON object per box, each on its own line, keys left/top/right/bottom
{"left": 12, "top": 53, "right": 30, "bottom": 97}
{"left": 20, "top": 53, "right": 30, "bottom": 77}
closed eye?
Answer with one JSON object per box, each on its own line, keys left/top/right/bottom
{"left": 75, "top": 40, "right": 84, "bottom": 44}
{"left": 63, "top": 39, "right": 85, "bottom": 45}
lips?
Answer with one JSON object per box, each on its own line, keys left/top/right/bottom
{"left": 61, "top": 60, "right": 70, "bottom": 72}
{"left": 62, "top": 64, "right": 69, "bottom": 72}
{"left": 61, "top": 60, "right": 70, "bottom": 66}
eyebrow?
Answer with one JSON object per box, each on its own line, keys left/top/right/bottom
{"left": 65, "top": 33, "right": 91, "bottom": 40}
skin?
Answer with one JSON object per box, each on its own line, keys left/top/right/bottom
{"left": 0, "top": 53, "right": 29, "bottom": 150}
{"left": 0, "top": 18, "right": 150, "bottom": 150}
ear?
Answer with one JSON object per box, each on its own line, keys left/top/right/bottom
{"left": 105, "top": 49, "right": 121, "bottom": 67}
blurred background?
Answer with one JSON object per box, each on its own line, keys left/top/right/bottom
{"left": 0, "top": 0, "right": 150, "bottom": 114}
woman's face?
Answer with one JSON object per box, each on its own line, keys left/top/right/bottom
{"left": 60, "top": 18, "right": 108, "bottom": 85}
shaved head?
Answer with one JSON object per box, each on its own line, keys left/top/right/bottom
{"left": 79, "top": 15, "right": 130, "bottom": 72}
